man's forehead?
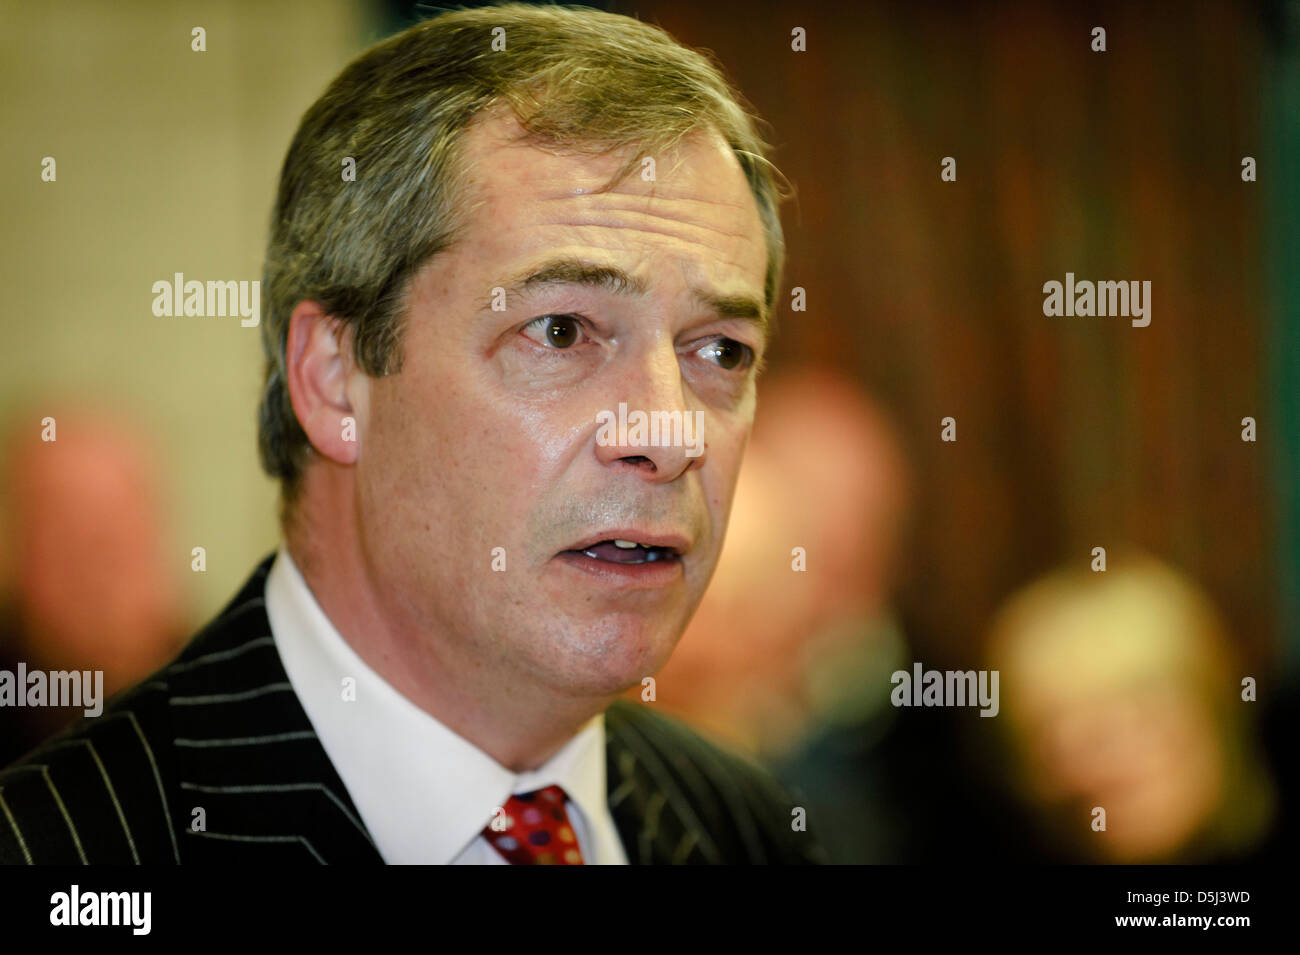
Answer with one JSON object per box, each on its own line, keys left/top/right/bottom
{"left": 453, "top": 113, "right": 760, "bottom": 246}
{"left": 448, "top": 112, "right": 769, "bottom": 308}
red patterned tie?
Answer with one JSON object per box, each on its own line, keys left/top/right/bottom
{"left": 482, "top": 784, "right": 586, "bottom": 865}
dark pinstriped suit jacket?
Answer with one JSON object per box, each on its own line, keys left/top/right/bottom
{"left": 0, "top": 557, "right": 824, "bottom": 864}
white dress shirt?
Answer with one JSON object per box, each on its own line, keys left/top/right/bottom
{"left": 264, "top": 547, "right": 629, "bottom": 864}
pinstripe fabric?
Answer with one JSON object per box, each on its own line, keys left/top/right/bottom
{"left": 603, "top": 701, "right": 826, "bottom": 864}
{"left": 0, "top": 557, "right": 826, "bottom": 865}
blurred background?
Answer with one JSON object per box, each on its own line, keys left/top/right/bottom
{"left": 0, "top": 0, "right": 1295, "bottom": 862}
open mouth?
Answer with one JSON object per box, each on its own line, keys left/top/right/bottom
{"left": 563, "top": 539, "right": 681, "bottom": 565}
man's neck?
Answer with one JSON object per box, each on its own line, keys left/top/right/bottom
{"left": 283, "top": 518, "right": 614, "bottom": 773}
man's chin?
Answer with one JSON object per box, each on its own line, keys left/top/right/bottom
{"left": 531, "top": 610, "right": 687, "bottom": 697}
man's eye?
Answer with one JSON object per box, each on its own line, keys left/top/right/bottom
{"left": 697, "top": 337, "right": 753, "bottom": 371}
{"left": 523, "top": 315, "right": 585, "bottom": 349}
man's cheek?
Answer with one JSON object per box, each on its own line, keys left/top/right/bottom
{"left": 482, "top": 412, "right": 578, "bottom": 489}
{"left": 707, "top": 437, "right": 747, "bottom": 503}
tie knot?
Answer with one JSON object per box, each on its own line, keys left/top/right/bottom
{"left": 483, "top": 784, "right": 585, "bottom": 864}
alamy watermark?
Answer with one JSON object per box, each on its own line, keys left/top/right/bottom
{"left": 890, "top": 663, "right": 999, "bottom": 717}
{"left": 50, "top": 885, "right": 150, "bottom": 935}
{"left": 151, "top": 272, "right": 260, "bottom": 327}
{"left": 1043, "top": 272, "right": 1150, "bottom": 328}
{"left": 0, "top": 664, "right": 104, "bottom": 717}
{"left": 595, "top": 402, "right": 703, "bottom": 458}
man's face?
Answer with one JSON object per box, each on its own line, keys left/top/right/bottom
{"left": 355, "top": 112, "right": 770, "bottom": 700}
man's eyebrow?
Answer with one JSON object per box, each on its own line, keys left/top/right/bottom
{"left": 694, "top": 290, "right": 769, "bottom": 337}
{"left": 483, "top": 258, "right": 648, "bottom": 309}
{"left": 481, "top": 255, "right": 769, "bottom": 337}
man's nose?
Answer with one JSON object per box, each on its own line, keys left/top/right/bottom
{"left": 593, "top": 345, "right": 705, "bottom": 482}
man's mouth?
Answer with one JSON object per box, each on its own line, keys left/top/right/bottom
{"left": 552, "top": 531, "right": 687, "bottom": 588}
{"left": 566, "top": 539, "right": 680, "bottom": 565}
{"left": 557, "top": 531, "right": 689, "bottom": 569}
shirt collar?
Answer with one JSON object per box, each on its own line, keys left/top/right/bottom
{"left": 264, "top": 545, "right": 609, "bottom": 863}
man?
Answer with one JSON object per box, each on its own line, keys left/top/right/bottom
{"left": 0, "top": 3, "right": 822, "bottom": 864}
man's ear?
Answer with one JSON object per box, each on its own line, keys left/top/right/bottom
{"left": 284, "top": 300, "right": 367, "bottom": 466}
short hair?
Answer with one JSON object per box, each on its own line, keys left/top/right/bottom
{"left": 257, "top": 2, "right": 789, "bottom": 502}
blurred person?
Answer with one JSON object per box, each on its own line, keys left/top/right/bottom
{"left": 0, "top": 5, "right": 823, "bottom": 865}
{"left": 983, "top": 554, "right": 1281, "bottom": 863}
{"left": 0, "top": 409, "right": 186, "bottom": 765}
{"left": 651, "top": 368, "right": 1010, "bottom": 864}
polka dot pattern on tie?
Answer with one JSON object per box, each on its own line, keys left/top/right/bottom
{"left": 481, "top": 784, "right": 586, "bottom": 865}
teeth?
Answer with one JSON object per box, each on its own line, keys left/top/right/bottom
{"left": 613, "top": 539, "right": 638, "bottom": 549}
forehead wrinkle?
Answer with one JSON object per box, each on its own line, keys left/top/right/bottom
{"left": 534, "top": 193, "right": 759, "bottom": 242}
{"left": 537, "top": 189, "right": 756, "bottom": 214}
{"left": 467, "top": 186, "right": 760, "bottom": 259}
{"left": 542, "top": 218, "right": 754, "bottom": 255}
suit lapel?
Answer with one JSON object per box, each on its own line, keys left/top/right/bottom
{"left": 604, "top": 701, "right": 715, "bottom": 865}
{"left": 166, "top": 558, "right": 382, "bottom": 863}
